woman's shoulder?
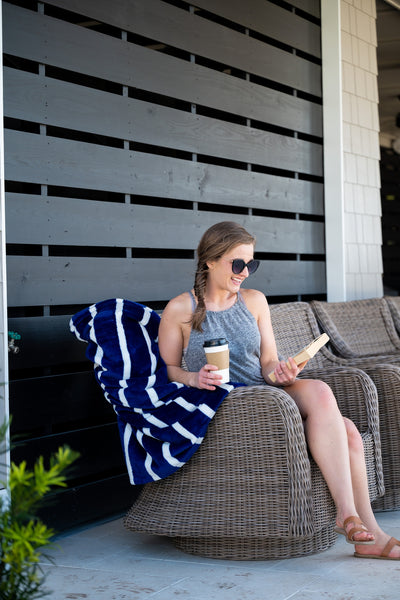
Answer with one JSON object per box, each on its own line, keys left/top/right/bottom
{"left": 162, "top": 291, "right": 194, "bottom": 321}
{"left": 240, "top": 288, "right": 269, "bottom": 320}
{"left": 240, "top": 288, "right": 268, "bottom": 306}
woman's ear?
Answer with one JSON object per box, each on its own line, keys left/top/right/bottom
{"left": 206, "top": 261, "right": 215, "bottom": 271}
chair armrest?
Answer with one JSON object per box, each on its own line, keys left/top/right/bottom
{"left": 358, "top": 363, "right": 400, "bottom": 493}
{"left": 385, "top": 296, "right": 400, "bottom": 335}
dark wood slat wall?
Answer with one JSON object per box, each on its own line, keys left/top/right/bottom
{"left": 3, "top": 0, "right": 324, "bottom": 530}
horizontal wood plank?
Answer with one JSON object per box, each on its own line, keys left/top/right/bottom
{"left": 4, "top": 71, "right": 322, "bottom": 175}
{"left": 6, "top": 194, "right": 325, "bottom": 253}
{"left": 259, "top": 260, "right": 326, "bottom": 296}
{"left": 8, "top": 315, "right": 87, "bottom": 367}
{"left": 10, "top": 372, "right": 109, "bottom": 431}
{"left": 7, "top": 255, "right": 326, "bottom": 306}
{"left": 4, "top": 60, "right": 322, "bottom": 137}
{"left": 37, "top": 473, "right": 138, "bottom": 532}
{"left": 3, "top": 0, "right": 321, "bottom": 96}
{"left": 180, "top": 0, "right": 321, "bottom": 58}
{"left": 6, "top": 255, "right": 195, "bottom": 306}
{"left": 290, "top": 0, "right": 320, "bottom": 18}
{"left": 7, "top": 316, "right": 109, "bottom": 371}
{"left": 5, "top": 131, "right": 324, "bottom": 213}
{"left": 12, "top": 422, "right": 126, "bottom": 481}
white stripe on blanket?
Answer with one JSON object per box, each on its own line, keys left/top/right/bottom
{"left": 138, "top": 409, "right": 168, "bottom": 429}
{"left": 139, "top": 306, "right": 152, "bottom": 327}
{"left": 118, "top": 380, "right": 130, "bottom": 408}
{"left": 123, "top": 423, "right": 134, "bottom": 483}
{"left": 89, "top": 304, "right": 104, "bottom": 373}
{"left": 198, "top": 403, "right": 216, "bottom": 419}
{"left": 146, "top": 385, "right": 163, "bottom": 408}
{"left": 116, "top": 299, "right": 131, "bottom": 380}
{"left": 172, "top": 396, "right": 198, "bottom": 412}
{"left": 171, "top": 397, "right": 215, "bottom": 419}
{"left": 136, "top": 430, "right": 161, "bottom": 481}
{"left": 172, "top": 422, "right": 203, "bottom": 445}
{"left": 162, "top": 442, "right": 185, "bottom": 468}
{"left": 116, "top": 300, "right": 133, "bottom": 407}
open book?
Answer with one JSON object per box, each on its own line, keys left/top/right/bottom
{"left": 269, "top": 333, "right": 329, "bottom": 383}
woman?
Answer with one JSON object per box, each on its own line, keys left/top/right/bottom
{"left": 158, "top": 221, "right": 400, "bottom": 560}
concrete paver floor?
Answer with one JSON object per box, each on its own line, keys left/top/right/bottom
{"left": 40, "top": 510, "right": 400, "bottom": 600}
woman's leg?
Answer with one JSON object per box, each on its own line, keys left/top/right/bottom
{"left": 344, "top": 418, "right": 400, "bottom": 557}
{"left": 284, "top": 378, "right": 373, "bottom": 543}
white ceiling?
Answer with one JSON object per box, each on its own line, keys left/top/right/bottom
{"left": 376, "top": 0, "right": 400, "bottom": 147}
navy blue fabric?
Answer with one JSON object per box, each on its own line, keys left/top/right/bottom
{"left": 70, "top": 298, "right": 241, "bottom": 484}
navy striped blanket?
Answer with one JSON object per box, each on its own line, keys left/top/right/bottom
{"left": 70, "top": 298, "right": 240, "bottom": 484}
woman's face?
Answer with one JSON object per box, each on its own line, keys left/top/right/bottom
{"left": 207, "top": 243, "right": 255, "bottom": 292}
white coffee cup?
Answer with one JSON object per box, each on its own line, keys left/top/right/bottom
{"left": 203, "top": 338, "right": 230, "bottom": 384}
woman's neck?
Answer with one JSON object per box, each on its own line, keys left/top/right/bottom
{"left": 203, "top": 288, "right": 238, "bottom": 312}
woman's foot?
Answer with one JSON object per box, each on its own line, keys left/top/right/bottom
{"left": 335, "top": 515, "right": 375, "bottom": 545}
{"left": 354, "top": 534, "right": 400, "bottom": 559}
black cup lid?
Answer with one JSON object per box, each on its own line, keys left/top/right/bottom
{"left": 203, "top": 338, "right": 228, "bottom": 347}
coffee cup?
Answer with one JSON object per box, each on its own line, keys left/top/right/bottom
{"left": 203, "top": 338, "right": 229, "bottom": 383}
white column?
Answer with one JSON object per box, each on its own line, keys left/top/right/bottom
{"left": 321, "top": 0, "right": 346, "bottom": 301}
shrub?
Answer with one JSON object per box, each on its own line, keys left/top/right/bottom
{"left": 0, "top": 421, "right": 79, "bottom": 600}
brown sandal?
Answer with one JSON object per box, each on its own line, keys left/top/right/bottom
{"left": 334, "top": 516, "right": 375, "bottom": 545}
{"left": 354, "top": 537, "right": 400, "bottom": 560}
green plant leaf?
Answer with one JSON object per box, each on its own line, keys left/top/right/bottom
{"left": 0, "top": 421, "right": 79, "bottom": 600}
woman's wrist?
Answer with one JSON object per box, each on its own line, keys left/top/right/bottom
{"left": 167, "top": 365, "right": 199, "bottom": 388}
{"left": 262, "top": 364, "right": 279, "bottom": 386}
{"left": 187, "top": 371, "right": 199, "bottom": 388}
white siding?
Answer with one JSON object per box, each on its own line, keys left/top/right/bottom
{"left": 341, "top": 0, "right": 382, "bottom": 300}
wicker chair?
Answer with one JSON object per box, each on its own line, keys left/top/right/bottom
{"left": 124, "top": 303, "right": 384, "bottom": 560}
{"left": 384, "top": 296, "right": 400, "bottom": 336}
{"left": 310, "top": 298, "right": 400, "bottom": 361}
{"left": 273, "top": 300, "right": 397, "bottom": 511}
{"left": 125, "top": 385, "right": 337, "bottom": 560}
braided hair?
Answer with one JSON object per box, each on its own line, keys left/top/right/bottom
{"left": 191, "top": 221, "right": 256, "bottom": 331}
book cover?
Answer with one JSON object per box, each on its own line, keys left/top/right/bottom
{"left": 269, "top": 333, "right": 329, "bottom": 382}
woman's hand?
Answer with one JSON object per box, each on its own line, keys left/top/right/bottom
{"left": 195, "top": 364, "right": 223, "bottom": 390}
{"left": 271, "top": 357, "right": 307, "bottom": 387}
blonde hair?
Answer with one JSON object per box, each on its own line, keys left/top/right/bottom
{"left": 192, "top": 221, "right": 256, "bottom": 331}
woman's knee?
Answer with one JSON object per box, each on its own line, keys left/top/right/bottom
{"left": 312, "top": 380, "right": 341, "bottom": 415}
{"left": 344, "top": 417, "right": 364, "bottom": 454}
{"left": 287, "top": 378, "right": 338, "bottom": 414}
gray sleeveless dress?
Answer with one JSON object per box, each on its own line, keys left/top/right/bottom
{"left": 184, "top": 291, "right": 265, "bottom": 385}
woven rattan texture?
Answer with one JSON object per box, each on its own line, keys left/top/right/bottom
{"left": 384, "top": 296, "right": 400, "bottom": 336}
{"left": 311, "top": 298, "right": 400, "bottom": 359}
{"left": 172, "top": 525, "right": 336, "bottom": 560}
{"left": 364, "top": 363, "right": 400, "bottom": 511}
{"left": 124, "top": 386, "right": 337, "bottom": 560}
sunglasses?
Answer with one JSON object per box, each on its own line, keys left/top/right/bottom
{"left": 231, "top": 259, "right": 260, "bottom": 275}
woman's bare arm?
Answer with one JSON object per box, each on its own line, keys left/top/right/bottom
{"left": 241, "top": 289, "right": 306, "bottom": 386}
{"left": 158, "top": 293, "right": 221, "bottom": 390}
